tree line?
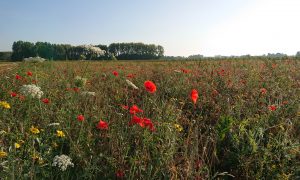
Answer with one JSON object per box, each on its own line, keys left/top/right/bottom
{"left": 8, "top": 41, "right": 164, "bottom": 61}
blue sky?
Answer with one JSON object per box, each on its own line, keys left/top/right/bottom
{"left": 0, "top": 0, "right": 299, "bottom": 56}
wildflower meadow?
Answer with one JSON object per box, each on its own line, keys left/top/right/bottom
{"left": 0, "top": 59, "right": 299, "bottom": 179}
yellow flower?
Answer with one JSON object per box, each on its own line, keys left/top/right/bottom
{"left": 32, "top": 153, "right": 39, "bottom": 161}
{"left": 0, "top": 101, "right": 11, "bottom": 109}
{"left": 30, "top": 126, "right": 40, "bottom": 134}
{"left": 15, "top": 143, "right": 21, "bottom": 149}
{"left": 31, "top": 153, "right": 44, "bottom": 164}
{"left": 174, "top": 124, "right": 183, "bottom": 132}
{"left": 0, "top": 150, "right": 8, "bottom": 158}
{"left": 56, "top": 130, "right": 65, "bottom": 138}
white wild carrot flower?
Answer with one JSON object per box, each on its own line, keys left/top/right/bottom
{"left": 20, "top": 84, "right": 43, "bottom": 99}
{"left": 52, "top": 154, "right": 74, "bottom": 171}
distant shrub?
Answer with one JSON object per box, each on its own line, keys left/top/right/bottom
{"left": 0, "top": 52, "right": 12, "bottom": 61}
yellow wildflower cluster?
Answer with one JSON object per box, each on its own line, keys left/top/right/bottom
{"left": 15, "top": 143, "right": 21, "bottom": 149}
{"left": 0, "top": 150, "right": 8, "bottom": 158}
{"left": 15, "top": 140, "right": 25, "bottom": 149}
{"left": 30, "top": 126, "right": 40, "bottom": 134}
{"left": 0, "top": 101, "right": 11, "bottom": 109}
{"left": 56, "top": 130, "right": 65, "bottom": 138}
{"left": 174, "top": 124, "right": 183, "bottom": 132}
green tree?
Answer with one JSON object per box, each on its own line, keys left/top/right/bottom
{"left": 11, "top": 41, "right": 35, "bottom": 61}
{"left": 108, "top": 42, "right": 164, "bottom": 60}
{"left": 35, "top": 42, "right": 54, "bottom": 59}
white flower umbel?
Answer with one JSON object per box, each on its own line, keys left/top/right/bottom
{"left": 80, "top": 91, "right": 96, "bottom": 97}
{"left": 23, "top": 56, "right": 46, "bottom": 63}
{"left": 126, "top": 79, "right": 139, "bottom": 90}
{"left": 52, "top": 154, "right": 74, "bottom": 171}
{"left": 20, "top": 84, "right": 44, "bottom": 99}
{"left": 78, "top": 45, "right": 105, "bottom": 56}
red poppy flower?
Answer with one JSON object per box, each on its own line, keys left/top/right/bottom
{"left": 268, "top": 105, "right": 277, "bottom": 111}
{"left": 181, "top": 68, "right": 189, "bottom": 73}
{"left": 129, "top": 105, "right": 143, "bottom": 114}
{"left": 15, "top": 74, "right": 21, "bottom": 80}
{"left": 27, "top": 71, "right": 33, "bottom": 76}
{"left": 128, "top": 116, "right": 155, "bottom": 131}
{"left": 190, "top": 89, "right": 198, "bottom": 104}
{"left": 97, "top": 120, "right": 108, "bottom": 130}
{"left": 116, "top": 170, "right": 125, "bottom": 178}
{"left": 128, "top": 116, "right": 144, "bottom": 127}
{"left": 73, "top": 87, "right": 80, "bottom": 92}
{"left": 77, "top": 114, "right": 85, "bottom": 122}
{"left": 144, "top": 81, "right": 156, "bottom": 93}
{"left": 42, "top": 98, "right": 50, "bottom": 104}
{"left": 10, "top": 92, "right": 17, "bottom": 97}
{"left": 143, "top": 118, "right": 155, "bottom": 131}
{"left": 113, "top": 71, "right": 119, "bottom": 77}
{"left": 260, "top": 88, "right": 267, "bottom": 95}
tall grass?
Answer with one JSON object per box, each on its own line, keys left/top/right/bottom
{"left": 0, "top": 59, "right": 299, "bottom": 179}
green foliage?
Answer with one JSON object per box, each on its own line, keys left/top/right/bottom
{"left": 216, "top": 116, "right": 234, "bottom": 140}
{"left": 0, "top": 52, "right": 12, "bottom": 61}
{"left": 11, "top": 41, "right": 36, "bottom": 61}
{"left": 108, "top": 42, "right": 164, "bottom": 60}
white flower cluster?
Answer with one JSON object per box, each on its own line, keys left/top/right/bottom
{"left": 20, "top": 84, "right": 43, "bottom": 99}
{"left": 126, "top": 79, "right": 139, "bottom": 90}
{"left": 80, "top": 91, "right": 96, "bottom": 97}
{"left": 79, "top": 45, "right": 105, "bottom": 55}
{"left": 23, "top": 56, "right": 46, "bottom": 63}
{"left": 52, "top": 154, "right": 74, "bottom": 171}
